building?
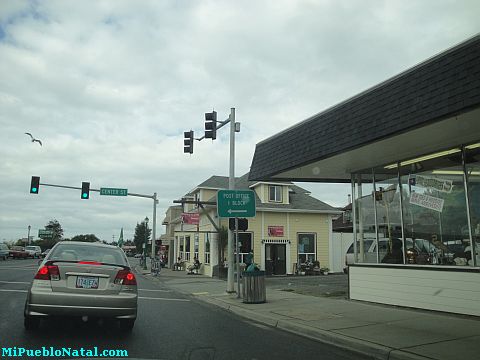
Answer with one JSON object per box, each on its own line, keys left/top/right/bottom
{"left": 249, "top": 35, "right": 480, "bottom": 316}
{"left": 162, "top": 173, "right": 341, "bottom": 276}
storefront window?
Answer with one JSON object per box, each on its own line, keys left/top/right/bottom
{"left": 352, "top": 145, "right": 479, "bottom": 268}
{"left": 397, "top": 148, "right": 470, "bottom": 266}
{"left": 204, "top": 233, "right": 210, "bottom": 265}
{"left": 353, "top": 174, "right": 377, "bottom": 263}
{"left": 466, "top": 144, "right": 480, "bottom": 266}
{"left": 185, "top": 236, "right": 191, "bottom": 261}
{"left": 298, "top": 233, "right": 315, "bottom": 263}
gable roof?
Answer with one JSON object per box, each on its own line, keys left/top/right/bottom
{"left": 190, "top": 172, "right": 339, "bottom": 213}
{"left": 249, "top": 35, "right": 480, "bottom": 182}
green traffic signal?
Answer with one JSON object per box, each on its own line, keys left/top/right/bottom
{"left": 81, "top": 182, "right": 90, "bottom": 199}
{"left": 30, "top": 176, "right": 40, "bottom": 194}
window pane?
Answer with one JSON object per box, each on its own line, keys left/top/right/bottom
{"left": 467, "top": 144, "right": 480, "bottom": 266}
{"left": 298, "top": 234, "right": 315, "bottom": 253}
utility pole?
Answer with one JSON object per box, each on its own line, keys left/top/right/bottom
{"left": 27, "top": 225, "right": 31, "bottom": 246}
{"left": 151, "top": 192, "right": 158, "bottom": 259}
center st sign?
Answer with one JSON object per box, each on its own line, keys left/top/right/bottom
{"left": 217, "top": 190, "right": 256, "bottom": 218}
{"left": 100, "top": 187, "right": 128, "bottom": 196}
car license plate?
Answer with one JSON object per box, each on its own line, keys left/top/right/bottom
{"left": 76, "top": 276, "right": 99, "bottom": 289}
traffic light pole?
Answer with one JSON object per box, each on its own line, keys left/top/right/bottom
{"left": 227, "top": 108, "right": 236, "bottom": 293}
{"left": 36, "top": 182, "right": 158, "bottom": 250}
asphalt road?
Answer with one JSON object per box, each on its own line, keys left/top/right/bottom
{"left": 0, "top": 258, "right": 364, "bottom": 360}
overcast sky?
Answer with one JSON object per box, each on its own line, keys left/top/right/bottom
{"left": 0, "top": 0, "right": 479, "bottom": 242}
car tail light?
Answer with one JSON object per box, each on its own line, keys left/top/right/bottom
{"left": 34, "top": 265, "right": 60, "bottom": 280}
{"left": 114, "top": 269, "right": 136, "bottom": 285}
{"left": 78, "top": 261, "right": 102, "bottom": 265}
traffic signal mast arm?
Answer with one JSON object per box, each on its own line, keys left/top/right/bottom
{"left": 197, "top": 115, "right": 231, "bottom": 141}
{"left": 37, "top": 182, "right": 156, "bottom": 199}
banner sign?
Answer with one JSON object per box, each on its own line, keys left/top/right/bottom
{"left": 182, "top": 212, "right": 199, "bottom": 225}
{"left": 410, "top": 192, "right": 444, "bottom": 212}
{"left": 268, "top": 226, "right": 284, "bottom": 237}
{"left": 410, "top": 175, "right": 453, "bottom": 193}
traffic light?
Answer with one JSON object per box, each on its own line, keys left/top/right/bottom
{"left": 205, "top": 111, "right": 217, "bottom": 140}
{"left": 81, "top": 182, "right": 90, "bottom": 199}
{"left": 184, "top": 130, "right": 194, "bottom": 154}
{"left": 229, "top": 218, "right": 248, "bottom": 231}
{"left": 30, "top": 176, "right": 40, "bottom": 194}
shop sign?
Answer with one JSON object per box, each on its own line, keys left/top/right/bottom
{"left": 410, "top": 175, "right": 453, "bottom": 193}
{"left": 410, "top": 192, "right": 444, "bottom": 212}
{"left": 268, "top": 226, "right": 284, "bottom": 237}
{"left": 182, "top": 212, "right": 199, "bottom": 225}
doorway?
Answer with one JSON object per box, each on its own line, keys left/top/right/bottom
{"left": 265, "top": 244, "right": 286, "bottom": 275}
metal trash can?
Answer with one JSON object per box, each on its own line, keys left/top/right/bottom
{"left": 242, "top": 271, "right": 266, "bottom": 304}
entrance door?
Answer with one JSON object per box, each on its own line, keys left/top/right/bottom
{"left": 265, "top": 244, "right": 286, "bottom": 275}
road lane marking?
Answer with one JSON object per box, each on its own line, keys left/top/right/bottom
{"left": 192, "top": 292, "right": 209, "bottom": 295}
{"left": 138, "top": 288, "right": 171, "bottom": 293}
{"left": 0, "top": 280, "right": 30, "bottom": 284}
{"left": 138, "top": 296, "right": 190, "bottom": 302}
{"left": 0, "top": 289, "right": 28, "bottom": 293}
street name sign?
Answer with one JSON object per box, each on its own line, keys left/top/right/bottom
{"left": 100, "top": 188, "right": 128, "bottom": 196}
{"left": 217, "top": 190, "right": 256, "bottom": 218}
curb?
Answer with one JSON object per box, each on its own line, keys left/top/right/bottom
{"left": 196, "top": 295, "right": 432, "bottom": 360}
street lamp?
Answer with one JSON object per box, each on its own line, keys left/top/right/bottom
{"left": 27, "top": 225, "right": 31, "bottom": 246}
{"left": 143, "top": 217, "right": 149, "bottom": 270}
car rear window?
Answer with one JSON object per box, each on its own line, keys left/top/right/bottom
{"left": 49, "top": 244, "right": 127, "bottom": 266}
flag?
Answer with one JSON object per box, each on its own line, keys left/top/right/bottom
{"left": 118, "top": 228, "right": 124, "bottom": 248}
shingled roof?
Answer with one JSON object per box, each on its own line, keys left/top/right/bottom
{"left": 192, "top": 172, "right": 339, "bottom": 213}
{"left": 249, "top": 35, "right": 480, "bottom": 182}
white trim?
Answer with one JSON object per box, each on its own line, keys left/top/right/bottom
{"left": 258, "top": 208, "right": 342, "bottom": 214}
{"left": 249, "top": 181, "right": 292, "bottom": 188}
{"left": 261, "top": 212, "right": 265, "bottom": 270}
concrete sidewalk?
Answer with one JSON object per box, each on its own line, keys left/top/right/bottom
{"left": 137, "top": 266, "right": 480, "bottom": 360}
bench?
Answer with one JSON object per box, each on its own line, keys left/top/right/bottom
{"left": 173, "top": 261, "right": 185, "bottom": 271}
{"left": 187, "top": 262, "right": 202, "bottom": 275}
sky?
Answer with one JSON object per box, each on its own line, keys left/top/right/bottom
{"left": 0, "top": 0, "right": 479, "bottom": 243}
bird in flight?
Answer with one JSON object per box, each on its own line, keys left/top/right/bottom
{"left": 25, "top": 132, "right": 42, "bottom": 146}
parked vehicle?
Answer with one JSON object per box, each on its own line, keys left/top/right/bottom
{"left": 9, "top": 246, "right": 29, "bottom": 259}
{"left": 25, "top": 245, "right": 42, "bottom": 258}
{"left": 41, "top": 248, "right": 51, "bottom": 258}
{"left": 0, "top": 243, "right": 9, "bottom": 260}
{"left": 343, "top": 238, "right": 438, "bottom": 272}
{"left": 24, "top": 241, "right": 137, "bottom": 331}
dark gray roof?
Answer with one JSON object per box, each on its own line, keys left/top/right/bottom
{"left": 249, "top": 35, "right": 480, "bottom": 181}
{"left": 198, "top": 172, "right": 338, "bottom": 213}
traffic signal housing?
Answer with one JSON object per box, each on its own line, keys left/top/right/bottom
{"left": 81, "top": 182, "right": 90, "bottom": 199}
{"left": 30, "top": 176, "right": 40, "bottom": 194}
{"left": 184, "top": 130, "right": 194, "bottom": 154}
{"left": 205, "top": 111, "right": 217, "bottom": 140}
{"left": 229, "top": 218, "right": 248, "bottom": 231}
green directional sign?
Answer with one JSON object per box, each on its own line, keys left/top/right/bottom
{"left": 38, "top": 229, "right": 53, "bottom": 239}
{"left": 217, "top": 189, "right": 256, "bottom": 218}
{"left": 100, "top": 187, "right": 128, "bottom": 196}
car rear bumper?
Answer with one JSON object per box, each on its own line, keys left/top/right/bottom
{"left": 25, "top": 289, "right": 137, "bottom": 319}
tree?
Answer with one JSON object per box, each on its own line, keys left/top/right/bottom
{"left": 70, "top": 234, "right": 100, "bottom": 243}
{"left": 134, "top": 220, "right": 152, "bottom": 254}
{"left": 217, "top": 226, "right": 228, "bottom": 265}
{"left": 36, "top": 219, "right": 64, "bottom": 249}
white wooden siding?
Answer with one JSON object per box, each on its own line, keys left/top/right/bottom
{"left": 350, "top": 265, "right": 480, "bottom": 316}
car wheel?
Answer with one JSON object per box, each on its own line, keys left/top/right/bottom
{"left": 118, "top": 319, "right": 135, "bottom": 331}
{"left": 24, "top": 316, "right": 40, "bottom": 331}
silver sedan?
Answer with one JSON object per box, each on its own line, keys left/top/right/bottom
{"left": 24, "top": 241, "right": 138, "bottom": 331}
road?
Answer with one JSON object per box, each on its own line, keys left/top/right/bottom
{"left": 0, "top": 258, "right": 364, "bottom": 360}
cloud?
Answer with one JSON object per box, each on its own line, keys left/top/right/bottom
{"left": 0, "top": 0, "right": 479, "bottom": 241}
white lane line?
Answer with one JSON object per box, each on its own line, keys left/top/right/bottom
{"left": 138, "top": 288, "right": 171, "bottom": 293}
{"left": 138, "top": 296, "right": 190, "bottom": 302}
{"left": 0, "top": 289, "right": 28, "bottom": 293}
{"left": 0, "top": 280, "right": 30, "bottom": 284}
